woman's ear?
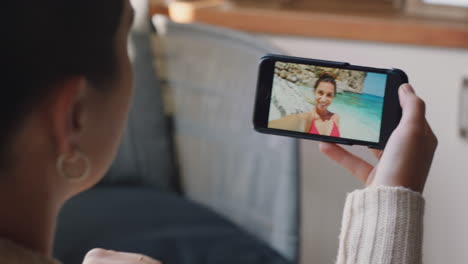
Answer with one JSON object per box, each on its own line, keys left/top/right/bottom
{"left": 45, "top": 77, "right": 88, "bottom": 158}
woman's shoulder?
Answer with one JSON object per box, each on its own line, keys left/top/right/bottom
{"left": 331, "top": 113, "right": 340, "bottom": 123}
{"left": 307, "top": 107, "right": 319, "bottom": 120}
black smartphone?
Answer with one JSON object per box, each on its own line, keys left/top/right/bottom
{"left": 253, "top": 54, "right": 408, "bottom": 149}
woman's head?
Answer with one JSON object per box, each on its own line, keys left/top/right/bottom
{"left": 2, "top": 0, "right": 134, "bottom": 198}
{"left": 314, "top": 74, "right": 337, "bottom": 111}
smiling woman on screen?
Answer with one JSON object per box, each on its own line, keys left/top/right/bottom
{"left": 269, "top": 74, "right": 340, "bottom": 137}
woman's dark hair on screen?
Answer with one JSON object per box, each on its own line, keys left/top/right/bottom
{"left": 1, "top": 0, "right": 124, "bottom": 168}
{"left": 314, "top": 74, "right": 337, "bottom": 95}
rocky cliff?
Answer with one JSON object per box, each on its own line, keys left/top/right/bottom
{"left": 274, "top": 62, "right": 367, "bottom": 94}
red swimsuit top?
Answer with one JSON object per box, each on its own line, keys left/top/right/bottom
{"left": 309, "top": 119, "right": 340, "bottom": 137}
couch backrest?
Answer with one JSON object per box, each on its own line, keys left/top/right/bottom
{"left": 100, "top": 0, "right": 176, "bottom": 191}
{"left": 152, "top": 16, "right": 299, "bottom": 260}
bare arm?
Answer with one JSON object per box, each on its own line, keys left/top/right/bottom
{"left": 332, "top": 113, "right": 340, "bottom": 127}
{"left": 268, "top": 113, "right": 310, "bottom": 132}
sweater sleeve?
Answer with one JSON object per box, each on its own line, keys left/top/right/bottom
{"left": 336, "top": 186, "right": 425, "bottom": 264}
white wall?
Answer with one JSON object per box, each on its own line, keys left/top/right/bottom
{"left": 259, "top": 34, "right": 468, "bottom": 264}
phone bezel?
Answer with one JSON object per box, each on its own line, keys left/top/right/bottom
{"left": 253, "top": 54, "right": 407, "bottom": 149}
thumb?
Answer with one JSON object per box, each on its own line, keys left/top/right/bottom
{"left": 398, "top": 83, "right": 426, "bottom": 126}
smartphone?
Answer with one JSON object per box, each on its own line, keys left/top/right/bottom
{"left": 253, "top": 54, "right": 408, "bottom": 149}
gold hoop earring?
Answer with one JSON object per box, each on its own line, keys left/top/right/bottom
{"left": 56, "top": 151, "right": 92, "bottom": 182}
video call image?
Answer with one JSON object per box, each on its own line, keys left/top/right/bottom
{"left": 268, "top": 62, "right": 387, "bottom": 143}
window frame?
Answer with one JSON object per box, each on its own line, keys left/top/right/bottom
{"left": 405, "top": 0, "right": 468, "bottom": 19}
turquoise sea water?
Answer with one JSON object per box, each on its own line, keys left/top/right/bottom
{"left": 327, "top": 92, "right": 384, "bottom": 143}
{"left": 270, "top": 73, "right": 386, "bottom": 143}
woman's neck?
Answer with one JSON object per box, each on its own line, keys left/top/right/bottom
{"left": 0, "top": 178, "right": 60, "bottom": 256}
{"left": 315, "top": 107, "right": 330, "bottom": 120}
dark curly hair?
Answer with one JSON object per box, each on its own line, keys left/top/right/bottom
{"left": 1, "top": 0, "right": 125, "bottom": 166}
{"left": 314, "top": 74, "right": 337, "bottom": 95}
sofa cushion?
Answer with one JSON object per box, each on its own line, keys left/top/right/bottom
{"left": 53, "top": 186, "right": 291, "bottom": 264}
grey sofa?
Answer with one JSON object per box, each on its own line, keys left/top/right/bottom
{"left": 53, "top": 1, "right": 299, "bottom": 263}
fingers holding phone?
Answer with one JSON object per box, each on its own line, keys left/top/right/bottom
{"left": 83, "top": 248, "right": 161, "bottom": 264}
{"left": 253, "top": 54, "right": 437, "bottom": 192}
{"left": 320, "top": 84, "right": 437, "bottom": 193}
{"left": 372, "top": 83, "right": 437, "bottom": 193}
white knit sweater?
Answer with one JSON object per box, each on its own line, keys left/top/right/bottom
{"left": 336, "top": 186, "right": 425, "bottom": 264}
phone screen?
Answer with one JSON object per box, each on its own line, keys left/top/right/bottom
{"left": 268, "top": 61, "right": 388, "bottom": 143}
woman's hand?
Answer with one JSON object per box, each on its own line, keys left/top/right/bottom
{"left": 83, "top": 248, "right": 161, "bottom": 264}
{"left": 319, "top": 84, "right": 437, "bottom": 193}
